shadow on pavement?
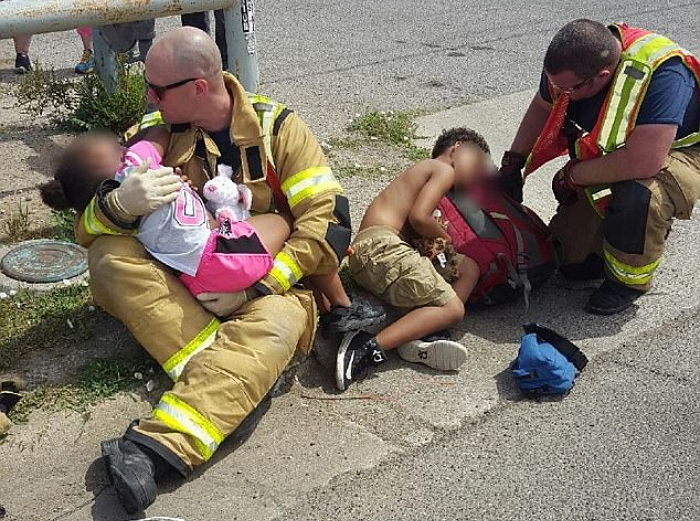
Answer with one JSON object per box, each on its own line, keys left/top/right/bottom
{"left": 86, "top": 392, "right": 273, "bottom": 520}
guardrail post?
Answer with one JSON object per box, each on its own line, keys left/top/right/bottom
{"left": 225, "top": 0, "right": 259, "bottom": 92}
{"left": 93, "top": 29, "right": 120, "bottom": 93}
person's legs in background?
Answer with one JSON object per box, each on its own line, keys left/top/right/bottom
{"left": 13, "top": 35, "right": 32, "bottom": 74}
{"left": 181, "top": 12, "right": 210, "bottom": 33}
{"left": 75, "top": 27, "right": 95, "bottom": 74}
{"left": 214, "top": 10, "right": 229, "bottom": 70}
{"left": 133, "top": 20, "right": 156, "bottom": 62}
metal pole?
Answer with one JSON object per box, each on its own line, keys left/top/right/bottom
{"left": 0, "top": 0, "right": 235, "bottom": 38}
{"left": 225, "top": 0, "right": 259, "bottom": 92}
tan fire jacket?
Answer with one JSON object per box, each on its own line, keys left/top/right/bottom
{"left": 77, "top": 73, "right": 351, "bottom": 295}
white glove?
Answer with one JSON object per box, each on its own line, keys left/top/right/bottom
{"left": 196, "top": 290, "right": 249, "bottom": 317}
{"left": 112, "top": 161, "right": 182, "bottom": 216}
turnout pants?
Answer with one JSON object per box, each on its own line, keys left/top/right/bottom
{"left": 88, "top": 236, "right": 316, "bottom": 475}
{"left": 550, "top": 144, "right": 700, "bottom": 291}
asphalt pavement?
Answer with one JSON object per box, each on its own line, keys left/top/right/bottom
{"left": 280, "top": 310, "right": 700, "bottom": 521}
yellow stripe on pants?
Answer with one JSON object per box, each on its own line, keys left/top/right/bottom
{"left": 604, "top": 250, "right": 661, "bottom": 286}
{"left": 153, "top": 393, "right": 224, "bottom": 461}
{"left": 162, "top": 317, "right": 220, "bottom": 381}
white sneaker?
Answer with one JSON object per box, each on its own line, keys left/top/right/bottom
{"left": 397, "top": 335, "right": 468, "bottom": 371}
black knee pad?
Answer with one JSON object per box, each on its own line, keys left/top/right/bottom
{"left": 603, "top": 181, "right": 651, "bottom": 255}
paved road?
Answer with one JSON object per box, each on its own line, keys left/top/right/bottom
{"left": 1, "top": 0, "right": 697, "bottom": 136}
{"left": 280, "top": 310, "right": 700, "bottom": 521}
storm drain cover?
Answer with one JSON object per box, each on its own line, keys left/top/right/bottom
{"left": 1, "top": 239, "right": 87, "bottom": 283}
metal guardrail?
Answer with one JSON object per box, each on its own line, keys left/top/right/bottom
{"left": 0, "top": 0, "right": 259, "bottom": 92}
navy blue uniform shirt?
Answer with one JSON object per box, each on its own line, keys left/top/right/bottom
{"left": 539, "top": 57, "right": 699, "bottom": 140}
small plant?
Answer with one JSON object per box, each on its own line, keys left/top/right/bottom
{"left": 13, "top": 60, "right": 147, "bottom": 135}
{"left": 0, "top": 285, "right": 100, "bottom": 372}
{"left": 9, "top": 358, "right": 158, "bottom": 422}
{"left": 349, "top": 110, "right": 418, "bottom": 146}
{"left": 49, "top": 209, "right": 76, "bottom": 242}
{"left": 1, "top": 200, "right": 31, "bottom": 243}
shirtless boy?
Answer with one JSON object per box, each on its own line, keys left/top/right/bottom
{"left": 336, "top": 127, "right": 493, "bottom": 390}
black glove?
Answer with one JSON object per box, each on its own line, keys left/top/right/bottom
{"left": 498, "top": 151, "right": 527, "bottom": 202}
{"left": 551, "top": 160, "right": 580, "bottom": 206}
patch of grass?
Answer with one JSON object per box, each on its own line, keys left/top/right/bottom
{"left": 1, "top": 200, "right": 31, "bottom": 243}
{"left": 335, "top": 164, "right": 390, "bottom": 179}
{"left": 9, "top": 358, "right": 158, "bottom": 423}
{"left": 47, "top": 209, "right": 77, "bottom": 242}
{"left": 349, "top": 110, "right": 418, "bottom": 146}
{"left": 331, "top": 110, "right": 431, "bottom": 163}
{"left": 0, "top": 285, "right": 101, "bottom": 372}
{"left": 13, "top": 60, "right": 146, "bottom": 134}
{"left": 1, "top": 208, "right": 77, "bottom": 245}
{"left": 404, "top": 145, "right": 431, "bottom": 162}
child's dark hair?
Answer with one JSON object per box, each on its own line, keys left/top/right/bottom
{"left": 431, "top": 127, "right": 490, "bottom": 158}
{"left": 40, "top": 131, "right": 117, "bottom": 213}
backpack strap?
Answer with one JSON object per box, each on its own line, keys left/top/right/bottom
{"left": 490, "top": 212, "right": 532, "bottom": 308}
{"left": 523, "top": 323, "right": 588, "bottom": 371}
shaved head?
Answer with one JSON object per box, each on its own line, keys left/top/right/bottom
{"left": 146, "top": 26, "right": 223, "bottom": 81}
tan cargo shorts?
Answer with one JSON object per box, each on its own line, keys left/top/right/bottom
{"left": 347, "top": 226, "right": 456, "bottom": 309}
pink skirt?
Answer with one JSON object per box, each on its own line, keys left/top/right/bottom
{"left": 180, "top": 220, "right": 273, "bottom": 296}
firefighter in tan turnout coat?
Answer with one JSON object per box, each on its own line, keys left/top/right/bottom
{"left": 75, "top": 27, "right": 379, "bottom": 513}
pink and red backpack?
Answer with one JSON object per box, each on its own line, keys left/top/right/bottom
{"left": 437, "top": 180, "right": 554, "bottom": 307}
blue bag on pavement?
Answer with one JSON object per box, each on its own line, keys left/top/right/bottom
{"left": 511, "top": 323, "right": 588, "bottom": 395}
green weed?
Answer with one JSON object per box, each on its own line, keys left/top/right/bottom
{"left": 1, "top": 200, "right": 31, "bottom": 243}
{"left": 0, "top": 286, "right": 101, "bottom": 372}
{"left": 349, "top": 110, "right": 418, "bottom": 146}
{"left": 13, "top": 61, "right": 147, "bottom": 135}
{"left": 9, "top": 358, "right": 158, "bottom": 423}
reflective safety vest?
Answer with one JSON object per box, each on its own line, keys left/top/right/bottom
{"left": 525, "top": 23, "right": 700, "bottom": 213}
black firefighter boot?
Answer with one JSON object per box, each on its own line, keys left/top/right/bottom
{"left": 585, "top": 277, "right": 644, "bottom": 315}
{"left": 101, "top": 437, "right": 158, "bottom": 513}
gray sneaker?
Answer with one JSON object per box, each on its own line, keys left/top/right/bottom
{"left": 398, "top": 332, "right": 467, "bottom": 371}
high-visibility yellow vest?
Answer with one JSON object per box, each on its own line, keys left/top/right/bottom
{"left": 526, "top": 23, "right": 700, "bottom": 177}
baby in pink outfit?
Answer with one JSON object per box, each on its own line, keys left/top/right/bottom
{"left": 41, "top": 129, "right": 290, "bottom": 298}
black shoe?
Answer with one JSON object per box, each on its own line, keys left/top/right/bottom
{"left": 335, "top": 331, "right": 386, "bottom": 391}
{"left": 14, "top": 53, "right": 32, "bottom": 74}
{"left": 101, "top": 438, "right": 158, "bottom": 514}
{"left": 585, "top": 279, "right": 643, "bottom": 315}
{"left": 0, "top": 381, "right": 22, "bottom": 413}
{"left": 321, "top": 298, "right": 386, "bottom": 336}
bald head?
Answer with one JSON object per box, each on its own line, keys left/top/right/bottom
{"left": 146, "top": 27, "right": 223, "bottom": 80}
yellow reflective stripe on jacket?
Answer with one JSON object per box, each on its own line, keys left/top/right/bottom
{"left": 153, "top": 393, "right": 224, "bottom": 461}
{"left": 248, "top": 93, "right": 287, "bottom": 170}
{"left": 138, "top": 110, "right": 165, "bottom": 131}
{"left": 268, "top": 251, "right": 303, "bottom": 291}
{"left": 597, "top": 33, "right": 685, "bottom": 153}
{"left": 162, "top": 317, "right": 219, "bottom": 381}
{"left": 281, "top": 166, "right": 342, "bottom": 208}
{"left": 604, "top": 250, "right": 661, "bottom": 286}
{"left": 81, "top": 198, "right": 125, "bottom": 236}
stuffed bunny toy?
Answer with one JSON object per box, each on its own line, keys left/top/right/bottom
{"left": 202, "top": 164, "right": 253, "bottom": 223}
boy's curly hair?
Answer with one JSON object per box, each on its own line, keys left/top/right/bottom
{"left": 431, "top": 127, "right": 490, "bottom": 158}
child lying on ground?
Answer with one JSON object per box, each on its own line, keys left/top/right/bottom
{"left": 40, "top": 130, "right": 367, "bottom": 321}
{"left": 336, "top": 127, "right": 493, "bottom": 390}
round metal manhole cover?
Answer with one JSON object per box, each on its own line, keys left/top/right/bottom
{"left": 1, "top": 239, "right": 88, "bottom": 283}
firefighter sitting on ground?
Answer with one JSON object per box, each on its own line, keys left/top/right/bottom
{"left": 499, "top": 19, "right": 700, "bottom": 315}
{"left": 72, "top": 27, "right": 382, "bottom": 514}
